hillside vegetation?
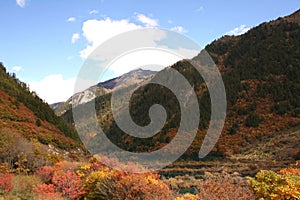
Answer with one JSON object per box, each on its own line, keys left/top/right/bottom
{"left": 0, "top": 63, "right": 80, "bottom": 141}
{"left": 0, "top": 63, "right": 86, "bottom": 173}
{"left": 1, "top": 9, "right": 300, "bottom": 200}
{"left": 62, "top": 10, "right": 300, "bottom": 161}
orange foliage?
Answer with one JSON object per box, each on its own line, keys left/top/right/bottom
{"left": 280, "top": 167, "right": 300, "bottom": 176}
{"left": 197, "top": 177, "right": 255, "bottom": 200}
{"left": 115, "top": 173, "right": 172, "bottom": 200}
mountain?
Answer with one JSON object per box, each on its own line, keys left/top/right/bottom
{"left": 50, "top": 102, "right": 64, "bottom": 110}
{"left": 62, "top": 9, "right": 300, "bottom": 164}
{"left": 54, "top": 68, "right": 157, "bottom": 116}
{"left": 98, "top": 68, "right": 157, "bottom": 89}
{"left": 0, "top": 63, "right": 87, "bottom": 171}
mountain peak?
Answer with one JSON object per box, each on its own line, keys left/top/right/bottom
{"left": 98, "top": 68, "right": 157, "bottom": 90}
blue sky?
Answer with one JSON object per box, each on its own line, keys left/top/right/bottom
{"left": 0, "top": 0, "right": 299, "bottom": 103}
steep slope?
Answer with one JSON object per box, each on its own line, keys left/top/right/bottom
{"left": 204, "top": 9, "right": 300, "bottom": 157}
{"left": 0, "top": 63, "right": 86, "bottom": 171}
{"left": 0, "top": 63, "right": 80, "bottom": 141}
{"left": 62, "top": 9, "right": 300, "bottom": 162}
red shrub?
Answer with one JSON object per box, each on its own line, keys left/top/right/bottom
{"left": 34, "top": 183, "right": 63, "bottom": 199}
{"left": 52, "top": 171, "right": 85, "bottom": 200}
{"left": 35, "top": 166, "right": 54, "bottom": 184}
{"left": 34, "top": 183, "right": 55, "bottom": 193}
{"left": 0, "top": 173, "right": 13, "bottom": 193}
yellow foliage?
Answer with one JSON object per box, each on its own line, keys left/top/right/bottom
{"left": 248, "top": 170, "right": 300, "bottom": 200}
{"left": 145, "top": 175, "right": 160, "bottom": 186}
{"left": 76, "top": 163, "right": 91, "bottom": 178}
{"left": 83, "top": 167, "right": 116, "bottom": 199}
{"left": 175, "top": 193, "right": 199, "bottom": 200}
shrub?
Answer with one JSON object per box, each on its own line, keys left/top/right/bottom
{"left": 35, "top": 166, "right": 54, "bottom": 184}
{"left": 248, "top": 170, "right": 300, "bottom": 199}
{"left": 280, "top": 167, "right": 300, "bottom": 176}
{"left": 46, "top": 153, "right": 63, "bottom": 164}
{"left": 197, "top": 176, "right": 255, "bottom": 200}
{"left": 34, "top": 183, "right": 63, "bottom": 200}
{"left": 52, "top": 170, "right": 84, "bottom": 200}
{"left": 76, "top": 161, "right": 104, "bottom": 178}
{"left": 13, "top": 152, "right": 30, "bottom": 175}
{"left": 84, "top": 168, "right": 120, "bottom": 200}
{"left": 175, "top": 193, "right": 198, "bottom": 200}
{"left": 0, "top": 174, "right": 13, "bottom": 194}
{"left": 115, "top": 173, "right": 172, "bottom": 200}
{"left": 0, "top": 163, "right": 10, "bottom": 174}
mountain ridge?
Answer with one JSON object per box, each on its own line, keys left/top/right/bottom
{"left": 54, "top": 68, "right": 157, "bottom": 116}
{"left": 61, "top": 9, "right": 300, "bottom": 163}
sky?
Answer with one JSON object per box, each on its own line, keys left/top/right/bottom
{"left": 0, "top": 0, "right": 299, "bottom": 104}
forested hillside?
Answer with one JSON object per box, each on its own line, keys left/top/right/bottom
{"left": 63, "top": 9, "right": 300, "bottom": 161}
{"left": 0, "top": 63, "right": 79, "bottom": 141}
{"left": 0, "top": 63, "right": 86, "bottom": 173}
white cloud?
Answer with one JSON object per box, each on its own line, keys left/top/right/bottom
{"left": 89, "top": 10, "right": 99, "bottom": 14}
{"left": 28, "top": 74, "right": 76, "bottom": 104}
{"left": 12, "top": 66, "right": 22, "bottom": 72}
{"left": 80, "top": 18, "right": 141, "bottom": 58}
{"left": 78, "top": 15, "right": 199, "bottom": 83}
{"left": 196, "top": 6, "right": 204, "bottom": 12}
{"left": 107, "top": 48, "right": 197, "bottom": 77}
{"left": 171, "top": 26, "right": 188, "bottom": 33}
{"left": 226, "top": 24, "right": 250, "bottom": 36}
{"left": 167, "top": 20, "right": 173, "bottom": 24}
{"left": 16, "top": 0, "right": 25, "bottom": 8}
{"left": 71, "top": 33, "right": 80, "bottom": 43}
{"left": 67, "top": 17, "right": 76, "bottom": 22}
{"left": 136, "top": 14, "right": 158, "bottom": 27}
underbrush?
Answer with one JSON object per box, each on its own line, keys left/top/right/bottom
{"left": 0, "top": 159, "right": 299, "bottom": 200}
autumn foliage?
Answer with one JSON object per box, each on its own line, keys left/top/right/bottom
{"left": 0, "top": 173, "right": 13, "bottom": 194}
{"left": 196, "top": 177, "right": 255, "bottom": 200}
{"left": 35, "top": 166, "right": 54, "bottom": 184}
{"left": 115, "top": 173, "right": 172, "bottom": 200}
{"left": 52, "top": 170, "right": 85, "bottom": 200}
{"left": 248, "top": 169, "right": 300, "bottom": 199}
{"left": 34, "top": 183, "right": 63, "bottom": 200}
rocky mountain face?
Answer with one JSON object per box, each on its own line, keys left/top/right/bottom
{"left": 98, "top": 68, "right": 157, "bottom": 90}
{"left": 54, "top": 68, "right": 157, "bottom": 116}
